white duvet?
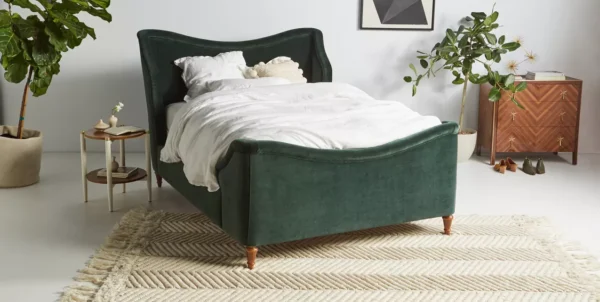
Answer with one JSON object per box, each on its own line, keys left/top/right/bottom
{"left": 161, "top": 83, "right": 441, "bottom": 192}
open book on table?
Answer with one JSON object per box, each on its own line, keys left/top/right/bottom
{"left": 104, "top": 126, "right": 145, "bottom": 136}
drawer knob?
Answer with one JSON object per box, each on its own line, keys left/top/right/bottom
{"left": 558, "top": 136, "right": 565, "bottom": 147}
{"left": 511, "top": 111, "right": 517, "bottom": 121}
{"left": 560, "top": 90, "right": 568, "bottom": 100}
{"left": 559, "top": 111, "right": 566, "bottom": 122}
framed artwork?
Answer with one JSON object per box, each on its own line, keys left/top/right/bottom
{"left": 361, "top": 0, "right": 435, "bottom": 31}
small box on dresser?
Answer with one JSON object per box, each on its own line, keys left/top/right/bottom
{"left": 476, "top": 77, "right": 583, "bottom": 165}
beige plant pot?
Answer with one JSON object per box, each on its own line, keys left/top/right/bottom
{"left": 0, "top": 126, "right": 43, "bottom": 188}
{"left": 457, "top": 128, "right": 477, "bottom": 163}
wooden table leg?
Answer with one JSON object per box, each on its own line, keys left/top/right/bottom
{"left": 80, "top": 132, "right": 88, "bottom": 203}
{"left": 105, "top": 139, "right": 114, "bottom": 212}
{"left": 573, "top": 152, "right": 578, "bottom": 165}
{"left": 146, "top": 132, "right": 152, "bottom": 203}
{"left": 120, "top": 140, "right": 126, "bottom": 193}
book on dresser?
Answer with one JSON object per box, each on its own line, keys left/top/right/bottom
{"left": 525, "top": 71, "right": 566, "bottom": 81}
{"left": 97, "top": 167, "right": 138, "bottom": 178}
{"left": 476, "top": 77, "right": 582, "bottom": 166}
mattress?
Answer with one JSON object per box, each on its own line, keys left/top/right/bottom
{"left": 166, "top": 102, "right": 186, "bottom": 129}
{"left": 161, "top": 82, "right": 442, "bottom": 191}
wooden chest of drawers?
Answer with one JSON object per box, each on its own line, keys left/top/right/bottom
{"left": 476, "top": 78, "right": 583, "bottom": 165}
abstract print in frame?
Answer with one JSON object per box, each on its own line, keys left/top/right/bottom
{"left": 361, "top": 0, "right": 435, "bottom": 31}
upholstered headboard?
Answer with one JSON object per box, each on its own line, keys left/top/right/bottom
{"left": 137, "top": 28, "right": 333, "bottom": 168}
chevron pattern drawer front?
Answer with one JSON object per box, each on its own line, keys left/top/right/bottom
{"left": 477, "top": 78, "right": 583, "bottom": 165}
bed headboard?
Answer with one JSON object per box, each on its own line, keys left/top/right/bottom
{"left": 137, "top": 28, "right": 333, "bottom": 169}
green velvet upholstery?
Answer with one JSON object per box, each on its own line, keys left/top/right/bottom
{"left": 138, "top": 28, "right": 457, "bottom": 247}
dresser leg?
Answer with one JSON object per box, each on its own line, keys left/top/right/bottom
{"left": 490, "top": 151, "right": 496, "bottom": 166}
{"left": 573, "top": 152, "right": 578, "bottom": 165}
{"left": 553, "top": 152, "right": 558, "bottom": 155}
{"left": 476, "top": 145, "right": 482, "bottom": 156}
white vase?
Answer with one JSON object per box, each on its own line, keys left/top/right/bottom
{"left": 109, "top": 115, "right": 118, "bottom": 128}
{"left": 457, "top": 129, "right": 477, "bottom": 163}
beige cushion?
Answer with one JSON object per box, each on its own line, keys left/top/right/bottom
{"left": 245, "top": 58, "right": 307, "bottom": 83}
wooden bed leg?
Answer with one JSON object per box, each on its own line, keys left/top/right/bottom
{"left": 156, "top": 174, "right": 163, "bottom": 188}
{"left": 246, "top": 246, "right": 258, "bottom": 270}
{"left": 442, "top": 215, "right": 454, "bottom": 235}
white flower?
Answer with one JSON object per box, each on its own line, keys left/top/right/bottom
{"left": 112, "top": 102, "right": 125, "bottom": 114}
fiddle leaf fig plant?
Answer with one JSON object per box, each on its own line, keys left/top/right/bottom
{"left": 0, "top": 0, "right": 112, "bottom": 138}
{"left": 405, "top": 6, "right": 528, "bottom": 133}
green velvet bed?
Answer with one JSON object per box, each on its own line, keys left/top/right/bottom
{"left": 137, "top": 28, "right": 458, "bottom": 269}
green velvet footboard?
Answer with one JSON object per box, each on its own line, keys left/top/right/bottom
{"left": 218, "top": 122, "right": 458, "bottom": 246}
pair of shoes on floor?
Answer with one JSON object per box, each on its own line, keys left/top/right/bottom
{"left": 494, "top": 157, "right": 546, "bottom": 175}
{"left": 523, "top": 157, "right": 546, "bottom": 176}
{"left": 494, "top": 158, "right": 518, "bottom": 174}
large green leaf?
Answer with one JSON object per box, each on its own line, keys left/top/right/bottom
{"left": 82, "top": 23, "right": 96, "bottom": 39}
{"left": 89, "top": 0, "right": 110, "bottom": 9}
{"left": 0, "top": 10, "right": 11, "bottom": 27}
{"left": 11, "top": 14, "right": 40, "bottom": 39}
{"left": 0, "top": 27, "right": 22, "bottom": 58}
{"left": 471, "top": 12, "right": 487, "bottom": 20}
{"left": 446, "top": 28, "right": 457, "bottom": 43}
{"left": 30, "top": 72, "right": 52, "bottom": 96}
{"left": 4, "top": 56, "right": 29, "bottom": 83}
{"left": 32, "top": 37, "right": 60, "bottom": 65}
{"left": 20, "top": 39, "right": 33, "bottom": 62}
{"left": 502, "top": 42, "right": 521, "bottom": 51}
{"left": 45, "top": 22, "right": 69, "bottom": 52}
{"left": 85, "top": 7, "right": 112, "bottom": 22}
{"left": 515, "top": 81, "right": 528, "bottom": 92}
{"left": 11, "top": 0, "right": 43, "bottom": 14}
{"left": 49, "top": 10, "right": 87, "bottom": 39}
{"left": 53, "top": 0, "right": 85, "bottom": 13}
{"left": 484, "top": 33, "right": 497, "bottom": 45}
{"left": 488, "top": 87, "right": 501, "bottom": 102}
{"left": 504, "top": 74, "right": 515, "bottom": 86}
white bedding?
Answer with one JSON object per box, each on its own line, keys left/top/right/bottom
{"left": 161, "top": 83, "right": 441, "bottom": 192}
{"left": 166, "top": 102, "right": 186, "bottom": 129}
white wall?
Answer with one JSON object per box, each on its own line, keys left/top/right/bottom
{"left": 2, "top": 0, "right": 599, "bottom": 152}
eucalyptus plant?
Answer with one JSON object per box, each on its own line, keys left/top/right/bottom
{"left": 405, "top": 6, "right": 526, "bottom": 133}
{"left": 0, "top": 0, "right": 112, "bottom": 138}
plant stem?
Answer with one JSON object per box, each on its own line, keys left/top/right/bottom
{"left": 17, "top": 67, "right": 34, "bottom": 139}
{"left": 458, "top": 72, "right": 469, "bottom": 133}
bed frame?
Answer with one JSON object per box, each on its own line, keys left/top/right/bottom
{"left": 138, "top": 28, "right": 458, "bottom": 269}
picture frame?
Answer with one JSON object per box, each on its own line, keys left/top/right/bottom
{"left": 361, "top": 0, "right": 436, "bottom": 31}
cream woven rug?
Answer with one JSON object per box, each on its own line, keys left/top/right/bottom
{"left": 61, "top": 209, "right": 600, "bottom": 301}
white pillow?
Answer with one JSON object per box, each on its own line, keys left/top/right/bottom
{"left": 207, "top": 78, "right": 291, "bottom": 92}
{"left": 174, "top": 51, "right": 246, "bottom": 100}
{"left": 245, "top": 57, "right": 307, "bottom": 83}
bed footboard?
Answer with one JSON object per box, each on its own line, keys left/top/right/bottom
{"left": 217, "top": 122, "right": 458, "bottom": 247}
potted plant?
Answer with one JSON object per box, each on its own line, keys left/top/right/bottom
{"left": 0, "top": 0, "right": 112, "bottom": 187}
{"left": 405, "top": 6, "right": 534, "bottom": 162}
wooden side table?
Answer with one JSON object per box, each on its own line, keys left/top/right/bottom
{"left": 80, "top": 129, "right": 152, "bottom": 212}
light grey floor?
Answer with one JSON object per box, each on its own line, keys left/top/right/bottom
{"left": 1, "top": 152, "right": 599, "bottom": 301}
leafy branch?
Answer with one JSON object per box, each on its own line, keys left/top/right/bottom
{"left": 0, "top": 0, "right": 112, "bottom": 138}
{"left": 405, "top": 6, "right": 529, "bottom": 132}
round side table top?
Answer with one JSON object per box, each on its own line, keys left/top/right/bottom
{"left": 83, "top": 129, "right": 146, "bottom": 141}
